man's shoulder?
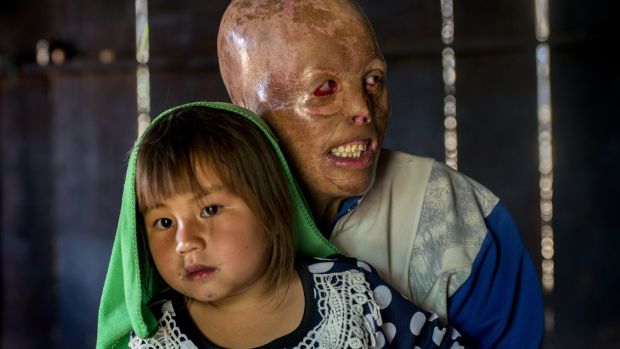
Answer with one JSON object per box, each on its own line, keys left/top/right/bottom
{"left": 428, "top": 159, "right": 499, "bottom": 217}
{"left": 369, "top": 150, "right": 435, "bottom": 207}
{"left": 377, "top": 149, "right": 435, "bottom": 170}
{"left": 377, "top": 149, "right": 498, "bottom": 216}
{"left": 375, "top": 150, "right": 502, "bottom": 316}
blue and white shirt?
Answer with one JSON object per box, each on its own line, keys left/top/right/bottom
{"left": 330, "top": 150, "right": 544, "bottom": 348}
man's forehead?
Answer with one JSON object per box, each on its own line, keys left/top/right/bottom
{"left": 228, "top": 0, "right": 365, "bottom": 33}
{"left": 231, "top": 3, "right": 377, "bottom": 59}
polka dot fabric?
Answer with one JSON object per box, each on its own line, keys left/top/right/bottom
{"left": 304, "top": 255, "right": 470, "bottom": 348}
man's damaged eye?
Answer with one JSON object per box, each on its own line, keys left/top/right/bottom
{"left": 313, "top": 80, "right": 338, "bottom": 97}
{"left": 365, "top": 75, "right": 383, "bottom": 88}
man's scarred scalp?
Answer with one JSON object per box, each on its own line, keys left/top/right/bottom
{"left": 226, "top": 0, "right": 284, "bottom": 26}
{"left": 225, "top": 0, "right": 366, "bottom": 36}
{"left": 217, "top": 0, "right": 380, "bottom": 112}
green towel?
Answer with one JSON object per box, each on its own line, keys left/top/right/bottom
{"left": 96, "top": 101, "right": 339, "bottom": 349}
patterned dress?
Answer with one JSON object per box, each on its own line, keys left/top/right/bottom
{"left": 129, "top": 255, "right": 468, "bottom": 349}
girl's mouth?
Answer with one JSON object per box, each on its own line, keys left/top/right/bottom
{"left": 185, "top": 264, "right": 216, "bottom": 281}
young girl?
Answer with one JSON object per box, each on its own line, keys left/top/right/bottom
{"left": 97, "top": 102, "right": 469, "bottom": 349}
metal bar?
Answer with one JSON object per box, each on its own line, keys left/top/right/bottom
{"left": 136, "top": 0, "right": 150, "bottom": 137}
{"left": 441, "top": 0, "right": 458, "bottom": 170}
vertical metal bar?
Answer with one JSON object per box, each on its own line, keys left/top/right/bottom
{"left": 441, "top": 0, "right": 458, "bottom": 170}
{"left": 535, "top": 0, "right": 555, "bottom": 343}
{"left": 136, "top": 0, "right": 150, "bottom": 137}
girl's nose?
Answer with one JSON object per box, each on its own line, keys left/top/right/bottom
{"left": 175, "top": 221, "right": 202, "bottom": 254}
{"left": 175, "top": 239, "right": 196, "bottom": 254}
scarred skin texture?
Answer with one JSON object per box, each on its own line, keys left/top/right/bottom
{"left": 218, "top": 0, "right": 391, "bottom": 229}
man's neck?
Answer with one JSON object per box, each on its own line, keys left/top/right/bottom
{"left": 310, "top": 196, "right": 345, "bottom": 234}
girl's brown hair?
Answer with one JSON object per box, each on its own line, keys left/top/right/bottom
{"left": 136, "top": 106, "right": 295, "bottom": 288}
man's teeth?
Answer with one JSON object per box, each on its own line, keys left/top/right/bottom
{"left": 330, "top": 143, "right": 367, "bottom": 158}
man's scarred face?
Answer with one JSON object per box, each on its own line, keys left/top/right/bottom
{"left": 218, "top": 0, "right": 391, "bottom": 219}
{"left": 258, "top": 27, "right": 390, "bottom": 209}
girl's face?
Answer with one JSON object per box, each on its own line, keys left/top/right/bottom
{"left": 142, "top": 164, "right": 271, "bottom": 306}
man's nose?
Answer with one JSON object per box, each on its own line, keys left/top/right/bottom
{"left": 175, "top": 220, "right": 203, "bottom": 255}
{"left": 346, "top": 86, "right": 372, "bottom": 125}
{"left": 352, "top": 114, "right": 371, "bottom": 125}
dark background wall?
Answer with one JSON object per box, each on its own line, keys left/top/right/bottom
{"left": 1, "top": 0, "right": 618, "bottom": 347}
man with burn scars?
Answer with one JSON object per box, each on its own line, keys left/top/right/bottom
{"left": 217, "top": 0, "right": 544, "bottom": 348}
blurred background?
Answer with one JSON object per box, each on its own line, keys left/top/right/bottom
{"left": 1, "top": 0, "right": 618, "bottom": 347}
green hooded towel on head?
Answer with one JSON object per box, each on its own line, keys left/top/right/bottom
{"left": 96, "top": 101, "right": 339, "bottom": 349}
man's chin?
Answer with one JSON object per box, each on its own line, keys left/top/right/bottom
{"left": 338, "top": 153, "right": 380, "bottom": 197}
{"left": 329, "top": 176, "right": 373, "bottom": 198}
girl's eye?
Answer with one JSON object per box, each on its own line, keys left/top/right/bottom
{"left": 313, "top": 80, "right": 338, "bottom": 97}
{"left": 154, "top": 218, "right": 173, "bottom": 229}
{"left": 201, "top": 205, "right": 220, "bottom": 217}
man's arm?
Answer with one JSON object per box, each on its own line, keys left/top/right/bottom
{"left": 447, "top": 202, "right": 544, "bottom": 348}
